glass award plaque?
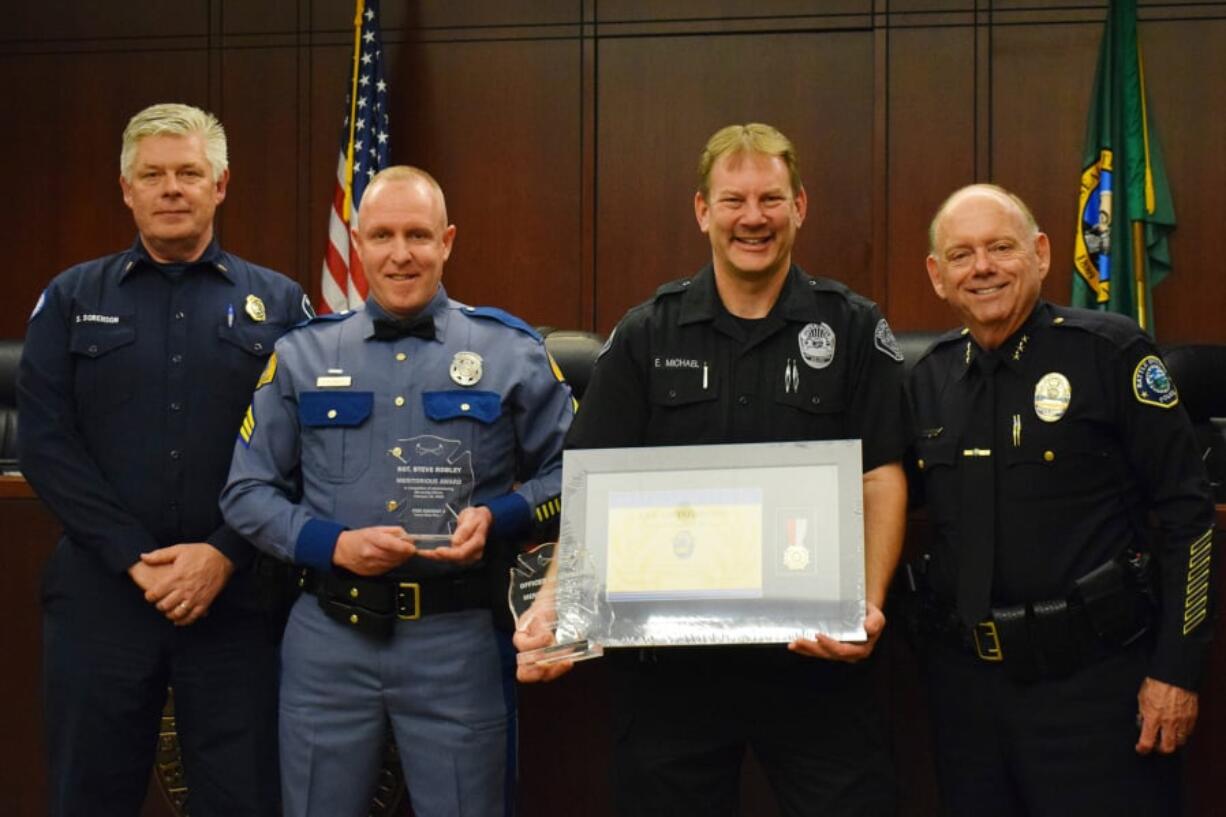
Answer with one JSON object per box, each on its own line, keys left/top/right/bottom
{"left": 508, "top": 541, "right": 605, "bottom": 666}
{"left": 389, "top": 434, "right": 474, "bottom": 546}
{"left": 546, "top": 440, "right": 868, "bottom": 650}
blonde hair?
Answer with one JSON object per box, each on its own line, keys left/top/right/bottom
{"left": 120, "top": 103, "right": 227, "bottom": 182}
{"left": 697, "top": 123, "right": 803, "bottom": 198}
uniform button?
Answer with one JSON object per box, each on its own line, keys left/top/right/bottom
{"left": 175, "top": 311, "right": 186, "bottom": 320}
{"left": 171, "top": 354, "right": 183, "bottom": 364}
{"left": 391, "top": 446, "right": 403, "bottom": 457}
{"left": 460, "top": 403, "right": 470, "bottom": 411}
{"left": 917, "top": 459, "right": 926, "bottom": 470}
{"left": 386, "top": 500, "right": 399, "bottom": 512}
{"left": 170, "top": 402, "right": 182, "bottom": 411}
{"left": 394, "top": 396, "right": 405, "bottom": 407}
{"left": 1043, "top": 450, "right": 1055, "bottom": 462}
{"left": 349, "top": 587, "right": 360, "bottom": 599}
{"left": 169, "top": 449, "right": 181, "bottom": 460}
{"left": 327, "top": 409, "right": 338, "bottom": 419}
{"left": 667, "top": 389, "right": 677, "bottom": 399}
{"left": 253, "top": 342, "right": 263, "bottom": 352}
{"left": 349, "top": 613, "right": 360, "bottom": 625}
{"left": 396, "top": 352, "right": 407, "bottom": 362}
{"left": 738, "top": 395, "right": 749, "bottom": 406}
{"left": 88, "top": 344, "right": 98, "bottom": 354}
{"left": 681, "top": 280, "right": 691, "bottom": 287}
{"left": 810, "top": 396, "right": 821, "bottom": 405}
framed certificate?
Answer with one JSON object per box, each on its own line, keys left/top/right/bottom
{"left": 553, "top": 440, "right": 866, "bottom": 647}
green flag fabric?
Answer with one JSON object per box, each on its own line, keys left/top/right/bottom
{"left": 1072, "top": 0, "right": 1175, "bottom": 333}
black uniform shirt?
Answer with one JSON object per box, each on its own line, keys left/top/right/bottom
{"left": 909, "top": 300, "right": 1215, "bottom": 687}
{"left": 568, "top": 263, "right": 907, "bottom": 472}
{"left": 18, "top": 237, "right": 308, "bottom": 576}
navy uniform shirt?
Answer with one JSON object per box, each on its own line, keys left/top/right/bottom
{"left": 220, "top": 285, "right": 574, "bottom": 579}
{"left": 568, "top": 264, "right": 907, "bottom": 472}
{"left": 18, "top": 237, "right": 309, "bottom": 576}
{"left": 909, "top": 301, "right": 1215, "bottom": 687}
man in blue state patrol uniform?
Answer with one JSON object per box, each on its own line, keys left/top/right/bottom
{"left": 221, "top": 165, "right": 573, "bottom": 817}
{"left": 18, "top": 103, "right": 309, "bottom": 817}
{"left": 910, "top": 184, "right": 1215, "bottom": 816}
{"left": 516, "top": 124, "right": 908, "bottom": 817}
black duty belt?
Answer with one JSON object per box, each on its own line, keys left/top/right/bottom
{"left": 297, "top": 567, "right": 490, "bottom": 638}
{"left": 936, "top": 559, "right": 1152, "bottom": 683}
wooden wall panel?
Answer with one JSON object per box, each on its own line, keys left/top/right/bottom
{"left": 1, "top": 1, "right": 208, "bottom": 41}
{"left": 597, "top": 0, "right": 869, "bottom": 21}
{"left": 595, "top": 31, "right": 874, "bottom": 334}
{"left": 1141, "top": 19, "right": 1226, "bottom": 343}
{"left": 885, "top": 26, "right": 976, "bottom": 331}
{"left": 219, "top": 47, "right": 302, "bottom": 277}
{"left": 393, "top": 38, "right": 583, "bottom": 329}
{"left": 989, "top": 23, "right": 1099, "bottom": 312}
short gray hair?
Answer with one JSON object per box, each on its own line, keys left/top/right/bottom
{"left": 120, "top": 103, "right": 228, "bottom": 182}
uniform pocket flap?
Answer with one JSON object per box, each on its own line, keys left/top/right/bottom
{"left": 69, "top": 322, "right": 136, "bottom": 357}
{"left": 299, "top": 391, "right": 374, "bottom": 427}
{"left": 914, "top": 436, "right": 957, "bottom": 470}
{"left": 217, "top": 322, "right": 284, "bottom": 356}
{"left": 422, "top": 390, "right": 502, "bottom": 424}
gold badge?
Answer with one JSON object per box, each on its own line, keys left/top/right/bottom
{"left": 245, "top": 294, "right": 267, "bottom": 322}
{"left": 1034, "top": 372, "right": 1071, "bottom": 422}
{"left": 449, "top": 351, "right": 483, "bottom": 386}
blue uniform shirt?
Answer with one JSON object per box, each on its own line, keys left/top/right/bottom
{"left": 221, "top": 285, "right": 573, "bottom": 578}
{"left": 17, "top": 237, "right": 310, "bottom": 575}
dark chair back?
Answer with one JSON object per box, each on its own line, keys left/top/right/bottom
{"left": 0, "top": 339, "right": 21, "bottom": 461}
{"left": 539, "top": 328, "right": 605, "bottom": 402}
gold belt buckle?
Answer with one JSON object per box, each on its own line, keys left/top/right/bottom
{"left": 397, "top": 582, "right": 421, "bottom": 621}
{"left": 973, "top": 620, "right": 1003, "bottom": 662}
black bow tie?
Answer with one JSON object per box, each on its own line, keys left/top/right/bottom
{"left": 372, "top": 315, "right": 436, "bottom": 341}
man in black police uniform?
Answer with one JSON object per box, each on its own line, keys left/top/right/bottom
{"left": 517, "top": 123, "right": 908, "bottom": 816}
{"left": 18, "top": 103, "right": 308, "bottom": 817}
{"left": 910, "top": 183, "right": 1214, "bottom": 816}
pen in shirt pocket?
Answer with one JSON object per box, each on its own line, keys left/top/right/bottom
{"left": 227, "top": 303, "right": 235, "bottom": 328}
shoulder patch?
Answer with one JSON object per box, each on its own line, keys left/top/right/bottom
{"left": 874, "top": 318, "right": 904, "bottom": 362}
{"left": 29, "top": 289, "right": 46, "bottom": 321}
{"left": 1133, "top": 355, "right": 1179, "bottom": 409}
{"left": 461, "top": 306, "right": 540, "bottom": 340}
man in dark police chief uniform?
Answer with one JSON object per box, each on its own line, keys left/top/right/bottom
{"left": 910, "top": 183, "right": 1215, "bottom": 815}
{"left": 18, "top": 102, "right": 309, "bottom": 816}
{"left": 517, "top": 123, "right": 908, "bottom": 816}
{"left": 221, "top": 165, "right": 574, "bottom": 817}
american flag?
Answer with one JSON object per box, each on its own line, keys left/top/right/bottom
{"left": 319, "top": 0, "right": 391, "bottom": 314}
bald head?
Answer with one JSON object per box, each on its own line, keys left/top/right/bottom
{"left": 362, "top": 165, "right": 449, "bottom": 229}
{"left": 928, "top": 184, "right": 1039, "bottom": 253}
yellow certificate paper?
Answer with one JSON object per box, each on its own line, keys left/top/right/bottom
{"left": 605, "top": 488, "right": 763, "bottom": 600}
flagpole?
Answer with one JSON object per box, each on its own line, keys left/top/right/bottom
{"left": 341, "top": 0, "right": 366, "bottom": 222}
{"left": 1132, "top": 222, "right": 1148, "bottom": 331}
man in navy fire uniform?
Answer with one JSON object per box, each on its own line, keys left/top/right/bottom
{"left": 19, "top": 102, "right": 308, "bottom": 816}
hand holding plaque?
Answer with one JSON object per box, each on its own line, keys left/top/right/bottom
{"left": 508, "top": 542, "right": 604, "bottom": 675}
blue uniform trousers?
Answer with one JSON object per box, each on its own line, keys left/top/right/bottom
{"left": 279, "top": 598, "right": 516, "bottom": 817}
{"left": 42, "top": 542, "right": 280, "bottom": 817}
